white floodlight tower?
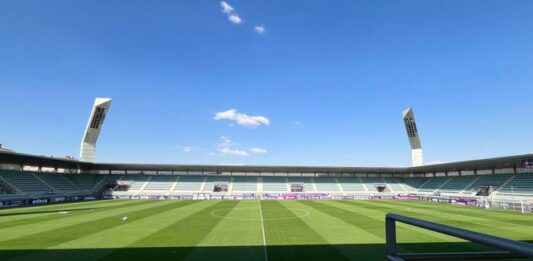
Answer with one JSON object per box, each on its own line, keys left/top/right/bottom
{"left": 80, "top": 98, "right": 112, "bottom": 162}
{"left": 403, "top": 107, "right": 423, "bottom": 166}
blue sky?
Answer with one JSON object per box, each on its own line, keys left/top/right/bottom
{"left": 1, "top": 0, "right": 532, "bottom": 166}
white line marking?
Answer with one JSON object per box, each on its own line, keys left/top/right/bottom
{"left": 259, "top": 201, "right": 269, "bottom": 261}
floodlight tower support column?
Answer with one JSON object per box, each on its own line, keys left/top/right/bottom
{"left": 80, "top": 98, "right": 112, "bottom": 162}
{"left": 403, "top": 107, "right": 423, "bottom": 167}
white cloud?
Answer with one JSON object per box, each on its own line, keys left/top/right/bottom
{"left": 218, "top": 136, "right": 248, "bottom": 156}
{"left": 228, "top": 14, "right": 242, "bottom": 24}
{"left": 250, "top": 147, "right": 267, "bottom": 154}
{"left": 220, "top": 1, "right": 242, "bottom": 25}
{"left": 220, "top": 147, "right": 249, "bottom": 156}
{"left": 220, "top": 1, "right": 234, "bottom": 14}
{"left": 254, "top": 25, "right": 266, "bottom": 34}
{"left": 178, "top": 145, "right": 202, "bottom": 153}
{"left": 214, "top": 109, "right": 270, "bottom": 128}
{"left": 181, "top": 146, "right": 193, "bottom": 152}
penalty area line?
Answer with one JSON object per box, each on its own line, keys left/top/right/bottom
{"left": 259, "top": 201, "right": 269, "bottom": 261}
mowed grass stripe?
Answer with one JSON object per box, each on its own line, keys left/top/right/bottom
{"left": 0, "top": 200, "right": 157, "bottom": 242}
{"left": 330, "top": 200, "right": 461, "bottom": 243}
{"left": 184, "top": 201, "right": 265, "bottom": 261}
{"left": 296, "top": 200, "right": 383, "bottom": 242}
{"left": 261, "top": 200, "right": 348, "bottom": 261}
{"left": 0, "top": 200, "right": 189, "bottom": 256}
{"left": 357, "top": 200, "right": 533, "bottom": 239}
{"left": 337, "top": 200, "right": 500, "bottom": 254}
{"left": 100, "top": 200, "right": 240, "bottom": 261}
{"left": 0, "top": 200, "right": 147, "bottom": 229}
{"left": 373, "top": 200, "right": 533, "bottom": 238}
{"left": 391, "top": 200, "right": 533, "bottom": 229}
{"left": 281, "top": 200, "right": 384, "bottom": 260}
{"left": 10, "top": 200, "right": 213, "bottom": 261}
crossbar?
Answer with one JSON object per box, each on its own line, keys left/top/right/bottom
{"left": 386, "top": 213, "right": 533, "bottom": 261}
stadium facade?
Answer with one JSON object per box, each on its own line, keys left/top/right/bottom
{"left": 1, "top": 99, "right": 532, "bottom": 212}
{"left": 1, "top": 149, "right": 533, "bottom": 211}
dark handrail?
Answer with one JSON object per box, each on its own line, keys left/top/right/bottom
{"left": 386, "top": 213, "right": 533, "bottom": 260}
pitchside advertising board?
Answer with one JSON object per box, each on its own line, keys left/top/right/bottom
{"left": 0, "top": 196, "right": 96, "bottom": 208}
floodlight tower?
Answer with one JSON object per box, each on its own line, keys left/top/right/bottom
{"left": 80, "top": 98, "right": 112, "bottom": 162}
{"left": 403, "top": 107, "right": 423, "bottom": 166}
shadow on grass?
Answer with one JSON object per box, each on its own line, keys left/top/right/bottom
{"left": 0, "top": 241, "right": 532, "bottom": 261}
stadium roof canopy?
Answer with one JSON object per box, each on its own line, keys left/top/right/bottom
{"left": 0, "top": 150, "right": 532, "bottom": 176}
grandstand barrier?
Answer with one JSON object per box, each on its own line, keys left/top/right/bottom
{"left": 385, "top": 213, "right": 533, "bottom": 260}
{"left": 0, "top": 195, "right": 97, "bottom": 208}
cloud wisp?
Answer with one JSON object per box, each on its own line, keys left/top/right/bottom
{"left": 250, "top": 147, "right": 267, "bottom": 154}
{"left": 220, "top": 1, "right": 242, "bottom": 25}
{"left": 254, "top": 25, "right": 266, "bottom": 34}
{"left": 214, "top": 109, "right": 270, "bottom": 128}
{"left": 217, "top": 136, "right": 267, "bottom": 157}
{"left": 218, "top": 136, "right": 248, "bottom": 156}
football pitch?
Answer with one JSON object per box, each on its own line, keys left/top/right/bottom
{"left": 0, "top": 200, "right": 532, "bottom": 261}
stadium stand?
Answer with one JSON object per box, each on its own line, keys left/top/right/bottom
{"left": 171, "top": 176, "right": 204, "bottom": 193}
{"left": 337, "top": 177, "right": 366, "bottom": 193}
{"left": 313, "top": 177, "right": 341, "bottom": 192}
{"left": 402, "top": 177, "right": 427, "bottom": 191}
{"left": 144, "top": 175, "right": 178, "bottom": 191}
{"left": 1, "top": 164, "right": 533, "bottom": 202}
{"left": 202, "top": 176, "right": 232, "bottom": 192}
{"left": 232, "top": 177, "right": 259, "bottom": 192}
{"left": 439, "top": 176, "right": 479, "bottom": 193}
{"left": 498, "top": 174, "right": 533, "bottom": 196}
{"left": 262, "top": 177, "right": 289, "bottom": 192}
{"left": 0, "top": 170, "right": 53, "bottom": 193}
{"left": 383, "top": 178, "right": 407, "bottom": 192}
{"left": 417, "top": 177, "right": 451, "bottom": 192}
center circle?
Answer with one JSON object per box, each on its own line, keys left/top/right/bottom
{"left": 210, "top": 207, "right": 309, "bottom": 221}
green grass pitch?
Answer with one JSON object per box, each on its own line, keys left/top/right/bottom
{"left": 0, "top": 200, "right": 532, "bottom": 260}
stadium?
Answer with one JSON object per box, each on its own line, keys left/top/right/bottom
{"left": 2, "top": 1, "right": 533, "bottom": 261}
{"left": 1, "top": 98, "right": 533, "bottom": 261}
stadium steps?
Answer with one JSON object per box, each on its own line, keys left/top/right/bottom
{"left": 415, "top": 178, "right": 432, "bottom": 192}
{"left": 167, "top": 176, "right": 180, "bottom": 195}
{"left": 497, "top": 175, "right": 533, "bottom": 196}
{"left": 383, "top": 178, "right": 394, "bottom": 192}
{"left": 337, "top": 177, "right": 366, "bottom": 194}
{"left": 310, "top": 178, "right": 318, "bottom": 192}
{"left": 0, "top": 176, "right": 22, "bottom": 194}
{"left": 335, "top": 178, "right": 346, "bottom": 195}
{"left": 461, "top": 176, "right": 481, "bottom": 195}
{"left": 199, "top": 177, "right": 208, "bottom": 192}
{"left": 499, "top": 175, "right": 516, "bottom": 190}
{"left": 62, "top": 175, "right": 81, "bottom": 190}
{"left": 399, "top": 182, "right": 407, "bottom": 192}
{"left": 137, "top": 176, "right": 152, "bottom": 195}
{"left": 172, "top": 176, "right": 204, "bottom": 193}
{"left": 360, "top": 178, "right": 370, "bottom": 192}
{"left": 436, "top": 177, "right": 453, "bottom": 190}
{"left": 31, "top": 172, "right": 55, "bottom": 192}
{"left": 384, "top": 178, "right": 408, "bottom": 193}
{"left": 227, "top": 177, "right": 234, "bottom": 195}
{"left": 258, "top": 177, "right": 263, "bottom": 193}
{"left": 262, "top": 177, "right": 289, "bottom": 192}
{"left": 232, "top": 177, "right": 259, "bottom": 193}
{"left": 313, "top": 177, "right": 340, "bottom": 193}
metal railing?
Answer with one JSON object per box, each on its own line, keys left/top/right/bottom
{"left": 386, "top": 213, "right": 533, "bottom": 260}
